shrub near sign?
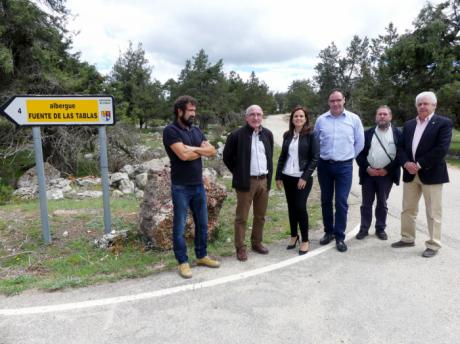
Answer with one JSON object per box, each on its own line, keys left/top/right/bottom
{"left": 0, "top": 96, "right": 115, "bottom": 126}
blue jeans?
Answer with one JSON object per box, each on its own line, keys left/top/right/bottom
{"left": 171, "top": 183, "right": 208, "bottom": 264}
{"left": 317, "top": 159, "right": 353, "bottom": 241}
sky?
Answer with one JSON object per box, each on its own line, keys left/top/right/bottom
{"left": 65, "top": 0, "right": 443, "bottom": 93}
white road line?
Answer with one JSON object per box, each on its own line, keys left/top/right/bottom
{"left": 0, "top": 225, "right": 360, "bottom": 316}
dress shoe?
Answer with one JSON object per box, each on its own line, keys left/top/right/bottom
{"left": 336, "top": 240, "right": 347, "bottom": 252}
{"left": 236, "top": 247, "right": 247, "bottom": 261}
{"left": 376, "top": 231, "right": 388, "bottom": 240}
{"left": 196, "top": 256, "right": 220, "bottom": 268}
{"left": 251, "top": 243, "right": 269, "bottom": 254}
{"left": 286, "top": 235, "right": 299, "bottom": 250}
{"left": 319, "top": 233, "right": 334, "bottom": 245}
{"left": 356, "top": 230, "right": 368, "bottom": 240}
{"left": 298, "top": 241, "right": 309, "bottom": 255}
{"left": 391, "top": 240, "right": 415, "bottom": 248}
{"left": 178, "top": 262, "right": 192, "bottom": 279}
{"left": 422, "top": 248, "right": 438, "bottom": 258}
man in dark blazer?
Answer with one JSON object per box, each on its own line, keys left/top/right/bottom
{"left": 391, "top": 91, "right": 453, "bottom": 258}
{"left": 223, "top": 104, "right": 274, "bottom": 261}
{"left": 356, "top": 105, "right": 402, "bottom": 241}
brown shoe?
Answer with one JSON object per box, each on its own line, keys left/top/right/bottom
{"left": 391, "top": 240, "right": 415, "bottom": 248}
{"left": 236, "top": 247, "right": 247, "bottom": 261}
{"left": 251, "top": 243, "right": 269, "bottom": 255}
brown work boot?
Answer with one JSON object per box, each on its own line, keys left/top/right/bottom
{"left": 178, "top": 263, "right": 192, "bottom": 279}
{"left": 236, "top": 247, "right": 247, "bottom": 261}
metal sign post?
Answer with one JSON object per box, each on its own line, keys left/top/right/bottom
{"left": 0, "top": 95, "right": 116, "bottom": 243}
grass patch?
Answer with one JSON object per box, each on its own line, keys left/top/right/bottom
{"left": 0, "top": 146, "right": 321, "bottom": 296}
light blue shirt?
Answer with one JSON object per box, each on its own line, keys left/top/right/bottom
{"left": 314, "top": 110, "right": 364, "bottom": 161}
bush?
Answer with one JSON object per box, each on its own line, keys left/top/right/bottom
{"left": 0, "top": 183, "right": 14, "bottom": 205}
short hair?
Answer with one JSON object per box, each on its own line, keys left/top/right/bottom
{"left": 328, "top": 89, "right": 345, "bottom": 99}
{"left": 173, "top": 95, "right": 197, "bottom": 118}
{"left": 245, "top": 104, "right": 263, "bottom": 116}
{"left": 376, "top": 105, "right": 392, "bottom": 115}
{"left": 415, "top": 91, "right": 437, "bottom": 106}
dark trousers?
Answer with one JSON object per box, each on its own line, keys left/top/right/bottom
{"left": 282, "top": 174, "right": 313, "bottom": 242}
{"left": 317, "top": 159, "right": 353, "bottom": 241}
{"left": 360, "top": 175, "right": 393, "bottom": 233}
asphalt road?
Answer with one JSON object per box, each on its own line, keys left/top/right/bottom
{"left": 1, "top": 115, "right": 459, "bottom": 344}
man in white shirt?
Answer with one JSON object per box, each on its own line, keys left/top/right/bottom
{"left": 391, "top": 91, "right": 453, "bottom": 258}
{"left": 223, "top": 105, "right": 274, "bottom": 261}
{"left": 356, "top": 106, "right": 402, "bottom": 241}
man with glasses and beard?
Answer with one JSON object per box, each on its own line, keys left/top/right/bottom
{"left": 163, "top": 95, "right": 220, "bottom": 278}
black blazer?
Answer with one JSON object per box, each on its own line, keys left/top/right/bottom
{"left": 398, "top": 114, "right": 453, "bottom": 184}
{"left": 356, "top": 126, "right": 402, "bottom": 185}
{"left": 223, "top": 124, "right": 274, "bottom": 191}
{"left": 275, "top": 131, "right": 319, "bottom": 181}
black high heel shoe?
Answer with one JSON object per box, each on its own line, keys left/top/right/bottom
{"left": 299, "top": 241, "right": 310, "bottom": 255}
{"left": 286, "top": 235, "right": 299, "bottom": 250}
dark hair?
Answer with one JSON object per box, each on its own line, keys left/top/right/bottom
{"left": 284, "top": 105, "right": 312, "bottom": 137}
{"left": 328, "top": 89, "right": 345, "bottom": 99}
{"left": 173, "top": 95, "right": 197, "bottom": 118}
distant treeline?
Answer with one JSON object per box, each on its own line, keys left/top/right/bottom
{"left": 1, "top": 0, "right": 459, "bottom": 130}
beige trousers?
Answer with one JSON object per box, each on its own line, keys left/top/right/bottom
{"left": 401, "top": 174, "right": 443, "bottom": 250}
{"left": 234, "top": 177, "right": 269, "bottom": 249}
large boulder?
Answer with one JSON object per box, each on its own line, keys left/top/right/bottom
{"left": 16, "top": 162, "right": 61, "bottom": 188}
{"left": 139, "top": 168, "right": 227, "bottom": 250}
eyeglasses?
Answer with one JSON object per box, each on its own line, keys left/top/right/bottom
{"left": 247, "top": 112, "right": 263, "bottom": 117}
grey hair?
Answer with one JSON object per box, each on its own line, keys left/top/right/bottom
{"left": 415, "top": 91, "right": 437, "bottom": 106}
{"left": 245, "top": 104, "right": 263, "bottom": 116}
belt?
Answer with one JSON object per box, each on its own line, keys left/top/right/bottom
{"left": 320, "top": 158, "right": 353, "bottom": 164}
{"left": 250, "top": 174, "right": 268, "bottom": 179}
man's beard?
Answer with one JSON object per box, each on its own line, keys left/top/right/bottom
{"left": 377, "top": 122, "right": 390, "bottom": 129}
{"left": 181, "top": 116, "right": 195, "bottom": 127}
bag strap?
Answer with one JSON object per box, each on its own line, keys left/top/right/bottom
{"left": 373, "top": 131, "right": 393, "bottom": 162}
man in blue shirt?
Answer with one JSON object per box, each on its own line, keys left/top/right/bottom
{"left": 163, "top": 95, "right": 220, "bottom": 278}
{"left": 314, "top": 90, "right": 364, "bottom": 252}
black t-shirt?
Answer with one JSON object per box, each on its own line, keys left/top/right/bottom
{"left": 163, "top": 122, "right": 206, "bottom": 185}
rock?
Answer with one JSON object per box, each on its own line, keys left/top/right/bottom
{"left": 139, "top": 168, "right": 227, "bottom": 250}
{"left": 109, "top": 172, "right": 129, "bottom": 185}
{"left": 73, "top": 191, "right": 103, "bottom": 199}
{"left": 120, "top": 164, "right": 136, "bottom": 177}
{"left": 84, "top": 153, "right": 94, "bottom": 160}
{"left": 94, "top": 230, "right": 128, "bottom": 249}
{"left": 17, "top": 162, "right": 61, "bottom": 188}
{"left": 119, "top": 179, "right": 135, "bottom": 194}
{"left": 135, "top": 190, "right": 144, "bottom": 199}
{"left": 52, "top": 209, "right": 80, "bottom": 216}
{"left": 203, "top": 168, "right": 218, "bottom": 184}
{"left": 135, "top": 172, "right": 148, "bottom": 189}
{"left": 76, "top": 177, "right": 101, "bottom": 187}
{"left": 137, "top": 158, "right": 168, "bottom": 174}
{"left": 13, "top": 186, "right": 37, "bottom": 199}
{"left": 47, "top": 189, "right": 64, "bottom": 200}
{"left": 49, "top": 178, "right": 72, "bottom": 193}
{"left": 112, "top": 190, "right": 124, "bottom": 198}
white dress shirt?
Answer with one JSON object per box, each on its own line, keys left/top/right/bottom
{"left": 250, "top": 131, "right": 268, "bottom": 176}
{"left": 282, "top": 134, "right": 303, "bottom": 177}
{"left": 412, "top": 113, "right": 434, "bottom": 160}
{"left": 367, "top": 125, "right": 397, "bottom": 168}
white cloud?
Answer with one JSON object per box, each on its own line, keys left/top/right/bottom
{"left": 66, "top": 0, "right": 444, "bottom": 92}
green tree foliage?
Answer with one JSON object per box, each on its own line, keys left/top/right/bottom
{"left": 108, "top": 42, "right": 164, "bottom": 128}
{"left": 0, "top": 0, "right": 103, "bottom": 98}
{"left": 283, "top": 79, "right": 320, "bottom": 115}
